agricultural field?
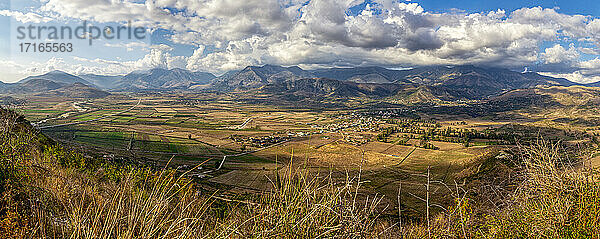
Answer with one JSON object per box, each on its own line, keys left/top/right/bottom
{"left": 14, "top": 92, "right": 596, "bottom": 218}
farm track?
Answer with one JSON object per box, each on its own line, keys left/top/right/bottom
{"left": 237, "top": 117, "right": 254, "bottom": 129}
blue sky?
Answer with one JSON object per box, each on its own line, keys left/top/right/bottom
{"left": 1, "top": 0, "right": 600, "bottom": 83}
{"left": 419, "top": 0, "right": 599, "bottom": 15}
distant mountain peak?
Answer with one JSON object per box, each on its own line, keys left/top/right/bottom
{"left": 112, "top": 68, "right": 216, "bottom": 91}
{"left": 48, "top": 70, "right": 68, "bottom": 74}
{"left": 211, "top": 64, "right": 315, "bottom": 90}
{"left": 19, "top": 70, "right": 92, "bottom": 86}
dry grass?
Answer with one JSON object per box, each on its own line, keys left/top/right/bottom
{"left": 484, "top": 141, "right": 600, "bottom": 238}
{"left": 30, "top": 166, "right": 212, "bottom": 238}
{"left": 213, "top": 165, "right": 386, "bottom": 238}
{"left": 11, "top": 156, "right": 389, "bottom": 238}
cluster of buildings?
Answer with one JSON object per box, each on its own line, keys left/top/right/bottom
{"left": 319, "top": 115, "right": 386, "bottom": 133}
{"left": 351, "top": 109, "right": 416, "bottom": 118}
{"left": 229, "top": 134, "right": 292, "bottom": 147}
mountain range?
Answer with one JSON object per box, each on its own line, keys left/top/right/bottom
{"left": 81, "top": 68, "right": 216, "bottom": 91}
{"left": 113, "top": 68, "right": 216, "bottom": 91}
{"left": 0, "top": 71, "right": 109, "bottom": 98}
{"left": 18, "top": 70, "right": 94, "bottom": 85}
{"left": 2, "top": 65, "right": 597, "bottom": 102}
{"left": 210, "top": 65, "right": 314, "bottom": 90}
{"left": 215, "top": 64, "right": 584, "bottom": 100}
